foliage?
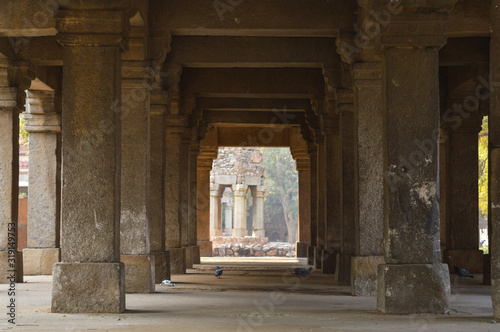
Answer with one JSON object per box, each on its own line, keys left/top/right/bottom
{"left": 478, "top": 116, "right": 488, "bottom": 220}
{"left": 19, "top": 114, "right": 28, "bottom": 149}
{"left": 263, "top": 147, "right": 298, "bottom": 243}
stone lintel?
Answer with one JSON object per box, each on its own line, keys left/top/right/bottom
{"left": 351, "top": 256, "right": 384, "bottom": 296}
{"left": 52, "top": 262, "right": 125, "bottom": 313}
{"left": 377, "top": 263, "right": 451, "bottom": 314}
{"left": 23, "top": 248, "right": 60, "bottom": 276}
{"left": 167, "top": 247, "right": 186, "bottom": 275}
{"left": 150, "top": 251, "right": 170, "bottom": 284}
{"left": 121, "top": 254, "right": 155, "bottom": 293}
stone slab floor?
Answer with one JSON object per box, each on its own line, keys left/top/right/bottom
{"left": 0, "top": 258, "right": 496, "bottom": 332}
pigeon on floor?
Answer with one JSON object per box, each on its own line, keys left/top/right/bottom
{"left": 215, "top": 266, "right": 223, "bottom": 279}
{"left": 293, "top": 267, "right": 313, "bottom": 278}
{"left": 453, "top": 265, "right": 474, "bottom": 278}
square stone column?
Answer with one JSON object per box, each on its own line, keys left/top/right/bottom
{"left": 251, "top": 186, "right": 266, "bottom": 238}
{"left": 180, "top": 133, "right": 193, "bottom": 269}
{"left": 120, "top": 61, "right": 155, "bottom": 293}
{"left": 23, "top": 90, "right": 61, "bottom": 276}
{"left": 52, "top": 7, "right": 130, "bottom": 313}
{"left": 0, "top": 58, "right": 22, "bottom": 283}
{"left": 376, "top": 2, "right": 457, "bottom": 314}
{"left": 490, "top": 0, "right": 500, "bottom": 319}
{"left": 307, "top": 143, "right": 318, "bottom": 266}
{"left": 210, "top": 184, "right": 223, "bottom": 236}
{"left": 232, "top": 184, "right": 249, "bottom": 237}
{"left": 316, "top": 136, "right": 327, "bottom": 270}
{"left": 165, "top": 114, "right": 186, "bottom": 275}
{"left": 197, "top": 151, "right": 215, "bottom": 257}
{"left": 224, "top": 202, "right": 234, "bottom": 235}
{"left": 295, "top": 163, "right": 311, "bottom": 257}
{"left": 189, "top": 143, "right": 200, "bottom": 264}
{"left": 149, "top": 90, "right": 170, "bottom": 283}
{"left": 443, "top": 104, "right": 483, "bottom": 273}
{"left": 351, "top": 62, "right": 385, "bottom": 295}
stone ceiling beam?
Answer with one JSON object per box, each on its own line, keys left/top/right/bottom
{"left": 180, "top": 68, "right": 324, "bottom": 98}
{"left": 196, "top": 97, "right": 310, "bottom": 112}
{"left": 440, "top": 38, "right": 489, "bottom": 66}
{"left": 168, "top": 36, "right": 337, "bottom": 68}
{"left": 151, "top": 0, "right": 356, "bottom": 37}
{"left": 203, "top": 110, "right": 305, "bottom": 126}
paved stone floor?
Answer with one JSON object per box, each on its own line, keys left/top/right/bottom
{"left": 0, "top": 258, "right": 496, "bottom": 331}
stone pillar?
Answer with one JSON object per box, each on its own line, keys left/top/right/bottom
{"left": 209, "top": 184, "right": 223, "bottom": 236}
{"left": 149, "top": 90, "right": 169, "bottom": 283}
{"left": 197, "top": 150, "right": 216, "bottom": 257}
{"left": 351, "top": 63, "right": 385, "bottom": 295}
{"left": 232, "top": 184, "right": 249, "bottom": 237}
{"left": 490, "top": 0, "right": 500, "bottom": 319}
{"left": 307, "top": 143, "right": 318, "bottom": 266}
{"left": 0, "top": 57, "right": 22, "bottom": 283}
{"left": 377, "top": 5, "right": 455, "bottom": 314}
{"left": 295, "top": 159, "right": 311, "bottom": 257}
{"left": 180, "top": 133, "right": 192, "bottom": 269}
{"left": 120, "top": 61, "right": 154, "bottom": 293}
{"left": 23, "top": 90, "right": 61, "bottom": 275}
{"left": 251, "top": 186, "right": 266, "bottom": 238}
{"left": 443, "top": 106, "right": 483, "bottom": 273}
{"left": 52, "top": 7, "right": 129, "bottom": 313}
{"left": 165, "top": 114, "right": 186, "bottom": 275}
{"left": 189, "top": 143, "right": 200, "bottom": 264}
{"left": 316, "top": 135, "right": 327, "bottom": 270}
{"left": 224, "top": 201, "right": 234, "bottom": 235}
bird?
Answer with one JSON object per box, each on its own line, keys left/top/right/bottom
{"left": 215, "top": 266, "right": 223, "bottom": 279}
{"left": 453, "top": 265, "right": 474, "bottom": 278}
{"left": 293, "top": 267, "right": 313, "bottom": 278}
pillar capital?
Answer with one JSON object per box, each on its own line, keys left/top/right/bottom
{"left": 122, "top": 61, "right": 155, "bottom": 90}
{"left": 353, "top": 62, "right": 382, "bottom": 88}
{"left": 252, "top": 186, "right": 267, "bottom": 198}
{"left": 0, "top": 87, "right": 17, "bottom": 110}
{"left": 150, "top": 89, "right": 168, "bottom": 117}
{"left": 55, "top": 9, "right": 131, "bottom": 50}
{"left": 232, "top": 184, "right": 248, "bottom": 197}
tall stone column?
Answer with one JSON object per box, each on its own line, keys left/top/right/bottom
{"left": 0, "top": 56, "right": 22, "bottom": 283}
{"left": 316, "top": 135, "right": 327, "bottom": 270}
{"left": 189, "top": 143, "right": 200, "bottom": 264}
{"left": 295, "top": 158, "right": 311, "bottom": 257}
{"left": 224, "top": 201, "right": 234, "bottom": 235}
{"left": 23, "top": 90, "right": 61, "bottom": 276}
{"left": 149, "top": 90, "right": 169, "bottom": 283}
{"left": 251, "top": 186, "right": 266, "bottom": 238}
{"left": 443, "top": 104, "right": 483, "bottom": 273}
{"left": 351, "top": 63, "right": 385, "bottom": 295}
{"left": 490, "top": 0, "right": 500, "bottom": 319}
{"left": 307, "top": 143, "right": 318, "bottom": 266}
{"left": 52, "top": 6, "right": 129, "bottom": 313}
{"left": 232, "top": 184, "right": 249, "bottom": 237}
{"left": 209, "top": 184, "right": 223, "bottom": 236}
{"left": 376, "top": 3, "right": 456, "bottom": 314}
{"left": 180, "top": 133, "right": 192, "bottom": 269}
{"left": 197, "top": 149, "right": 216, "bottom": 257}
{"left": 120, "top": 61, "right": 154, "bottom": 293}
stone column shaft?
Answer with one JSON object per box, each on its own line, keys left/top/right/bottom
{"left": 165, "top": 116, "right": 186, "bottom": 275}
{"left": 490, "top": 0, "right": 500, "bottom": 319}
{"left": 251, "top": 186, "right": 266, "bottom": 238}
{"left": 197, "top": 161, "right": 212, "bottom": 256}
{"left": 23, "top": 89, "right": 61, "bottom": 276}
{"left": 296, "top": 165, "right": 311, "bottom": 257}
{"left": 351, "top": 62, "right": 385, "bottom": 295}
{"left": 377, "top": 15, "right": 454, "bottom": 313}
{"left": 52, "top": 7, "right": 129, "bottom": 313}
{"left": 209, "top": 184, "right": 222, "bottom": 236}
{"left": 316, "top": 137, "right": 327, "bottom": 270}
{"left": 0, "top": 60, "right": 22, "bottom": 283}
{"left": 232, "top": 184, "right": 248, "bottom": 237}
{"left": 189, "top": 143, "right": 200, "bottom": 264}
{"left": 307, "top": 144, "right": 318, "bottom": 266}
{"left": 120, "top": 61, "right": 155, "bottom": 293}
{"left": 179, "top": 135, "right": 192, "bottom": 269}
{"left": 224, "top": 203, "right": 233, "bottom": 234}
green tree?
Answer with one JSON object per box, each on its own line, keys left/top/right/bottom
{"left": 478, "top": 116, "right": 488, "bottom": 220}
{"left": 19, "top": 114, "right": 28, "bottom": 148}
{"left": 263, "top": 148, "right": 298, "bottom": 243}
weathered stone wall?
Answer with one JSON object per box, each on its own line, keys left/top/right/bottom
{"left": 212, "top": 237, "right": 295, "bottom": 257}
{"left": 211, "top": 147, "right": 265, "bottom": 185}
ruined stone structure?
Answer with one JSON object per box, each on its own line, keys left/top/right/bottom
{"left": 0, "top": 0, "right": 499, "bottom": 318}
{"left": 209, "top": 147, "right": 266, "bottom": 239}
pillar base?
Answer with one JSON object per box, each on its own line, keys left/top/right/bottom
{"left": 52, "top": 262, "right": 125, "bottom": 313}
{"left": 184, "top": 246, "right": 193, "bottom": 269}
{"left": 233, "top": 228, "right": 246, "bottom": 237}
{"left": 191, "top": 245, "right": 201, "bottom": 264}
{"left": 252, "top": 230, "right": 266, "bottom": 238}
{"left": 335, "top": 253, "right": 352, "bottom": 286}
{"left": 198, "top": 240, "right": 213, "bottom": 257}
{"left": 321, "top": 248, "right": 339, "bottom": 275}
{"left": 307, "top": 246, "right": 316, "bottom": 266}
{"left": 0, "top": 251, "right": 23, "bottom": 283}
{"left": 23, "top": 248, "right": 60, "bottom": 275}
{"left": 377, "top": 263, "right": 450, "bottom": 314}
{"left": 121, "top": 254, "right": 155, "bottom": 293}
{"left": 151, "top": 251, "right": 170, "bottom": 284}
{"left": 167, "top": 247, "right": 186, "bottom": 274}
{"left": 351, "top": 256, "right": 384, "bottom": 296}
{"left": 444, "top": 249, "right": 483, "bottom": 274}
{"left": 295, "top": 241, "right": 309, "bottom": 258}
